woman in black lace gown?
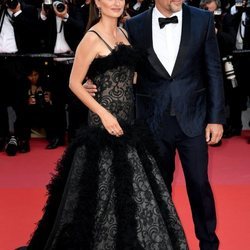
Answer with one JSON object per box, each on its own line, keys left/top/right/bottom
{"left": 17, "top": 0, "right": 189, "bottom": 249}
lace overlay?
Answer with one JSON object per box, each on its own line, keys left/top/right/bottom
{"left": 88, "top": 65, "right": 135, "bottom": 127}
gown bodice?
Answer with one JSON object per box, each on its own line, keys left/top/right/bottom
{"left": 87, "top": 44, "right": 138, "bottom": 127}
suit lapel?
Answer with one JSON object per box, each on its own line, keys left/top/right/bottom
{"left": 171, "top": 4, "right": 191, "bottom": 78}
{"left": 144, "top": 8, "right": 171, "bottom": 79}
{"left": 144, "top": 4, "right": 191, "bottom": 79}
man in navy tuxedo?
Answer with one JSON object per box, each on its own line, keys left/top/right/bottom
{"left": 125, "top": 0, "right": 225, "bottom": 249}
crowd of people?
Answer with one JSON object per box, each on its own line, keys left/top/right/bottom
{"left": 0, "top": 0, "right": 89, "bottom": 155}
{"left": 0, "top": 0, "right": 249, "bottom": 157}
{"left": 198, "top": 0, "right": 250, "bottom": 146}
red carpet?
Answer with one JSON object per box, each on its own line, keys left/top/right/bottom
{"left": 0, "top": 132, "right": 250, "bottom": 250}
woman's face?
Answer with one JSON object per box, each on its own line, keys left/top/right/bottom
{"left": 95, "top": 0, "right": 125, "bottom": 18}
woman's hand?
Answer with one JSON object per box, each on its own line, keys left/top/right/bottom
{"left": 99, "top": 110, "right": 124, "bottom": 137}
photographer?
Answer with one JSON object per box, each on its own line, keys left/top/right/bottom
{"left": 15, "top": 66, "right": 60, "bottom": 152}
{"left": 0, "top": 0, "right": 40, "bottom": 52}
{"left": 200, "top": 0, "right": 239, "bottom": 142}
{"left": 37, "top": 0, "right": 87, "bottom": 148}
{"left": 224, "top": 0, "right": 250, "bottom": 139}
{"left": 199, "top": 0, "right": 236, "bottom": 49}
{"left": 0, "top": 0, "right": 39, "bottom": 155}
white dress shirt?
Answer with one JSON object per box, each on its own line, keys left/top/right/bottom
{"left": 54, "top": 16, "right": 72, "bottom": 54}
{"left": 0, "top": 9, "right": 18, "bottom": 53}
{"left": 231, "top": 5, "right": 246, "bottom": 50}
{"left": 152, "top": 6, "right": 182, "bottom": 76}
{"left": 40, "top": 13, "right": 72, "bottom": 54}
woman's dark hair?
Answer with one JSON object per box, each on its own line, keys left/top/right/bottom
{"left": 85, "top": 0, "right": 126, "bottom": 33}
{"left": 85, "top": 0, "right": 100, "bottom": 32}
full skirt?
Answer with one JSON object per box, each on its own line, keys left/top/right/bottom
{"left": 24, "top": 123, "right": 188, "bottom": 250}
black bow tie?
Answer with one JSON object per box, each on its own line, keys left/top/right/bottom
{"left": 158, "top": 16, "right": 178, "bottom": 29}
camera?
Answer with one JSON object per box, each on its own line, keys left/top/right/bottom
{"left": 222, "top": 55, "right": 238, "bottom": 88}
{"left": 213, "top": 8, "right": 222, "bottom": 30}
{"left": 43, "top": 0, "right": 66, "bottom": 13}
{"left": 35, "top": 90, "right": 46, "bottom": 108}
{"left": 53, "top": 1, "right": 66, "bottom": 12}
{"left": 213, "top": 8, "right": 222, "bottom": 16}
{"left": 0, "top": 0, "right": 19, "bottom": 9}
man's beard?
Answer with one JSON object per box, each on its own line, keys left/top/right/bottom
{"left": 169, "top": 2, "right": 182, "bottom": 13}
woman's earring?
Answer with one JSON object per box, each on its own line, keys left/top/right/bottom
{"left": 98, "top": 8, "right": 101, "bottom": 17}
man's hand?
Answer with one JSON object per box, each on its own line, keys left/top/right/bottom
{"left": 9, "top": 2, "right": 21, "bottom": 13}
{"left": 205, "top": 124, "right": 223, "bottom": 145}
{"left": 83, "top": 79, "right": 97, "bottom": 97}
{"left": 41, "top": 3, "right": 48, "bottom": 17}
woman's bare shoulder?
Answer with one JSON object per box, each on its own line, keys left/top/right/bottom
{"left": 76, "top": 30, "right": 103, "bottom": 57}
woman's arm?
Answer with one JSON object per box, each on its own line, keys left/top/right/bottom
{"left": 69, "top": 33, "right": 124, "bottom": 137}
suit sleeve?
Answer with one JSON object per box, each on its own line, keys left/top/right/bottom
{"left": 204, "top": 12, "right": 226, "bottom": 124}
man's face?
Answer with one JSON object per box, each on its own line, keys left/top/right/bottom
{"left": 28, "top": 71, "right": 39, "bottom": 85}
{"left": 155, "top": 0, "right": 183, "bottom": 17}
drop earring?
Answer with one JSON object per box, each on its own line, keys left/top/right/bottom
{"left": 98, "top": 8, "right": 102, "bottom": 17}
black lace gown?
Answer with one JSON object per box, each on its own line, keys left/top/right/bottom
{"left": 23, "top": 45, "right": 189, "bottom": 250}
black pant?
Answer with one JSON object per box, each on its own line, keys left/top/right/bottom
{"left": 0, "top": 104, "right": 9, "bottom": 138}
{"left": 0, "top": 57, "right": 27, "bottom": 139}
{"left": 51, "top": 61, "right": 88, "bottom": 141}
{"left": 153, "top": 115, "right": 219, "bottom": 250}
{"left": 15, "top": 104, "right": 60, "bottom": 141}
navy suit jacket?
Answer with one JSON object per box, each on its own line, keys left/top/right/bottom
{"left": 126, "top": 4, "right": 225, "bottom": 137}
